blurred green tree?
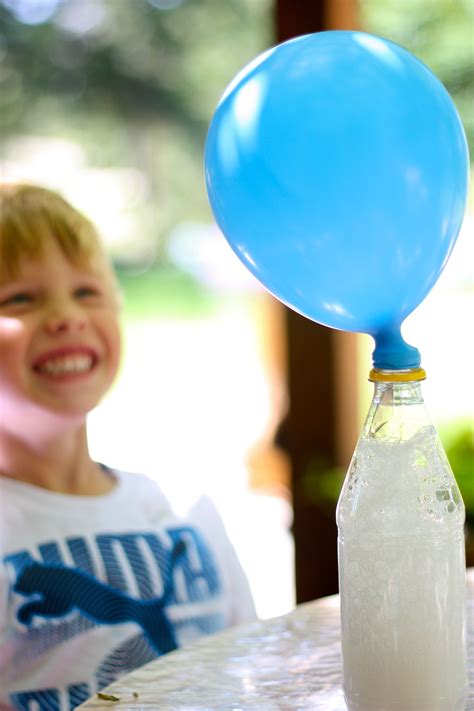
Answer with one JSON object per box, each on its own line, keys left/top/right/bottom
{"left": 0, "top": 0, "right": 272, "bottom": 256}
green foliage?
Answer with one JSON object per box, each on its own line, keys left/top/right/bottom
{"left": 0, "top": 0, "right": 272, "bottom": 249}
{"left": 116, "top": 264, "right": 220, "bottom": 319}
{"left": 301, "top": 457, "right": 344, "bottom": 511}
{"left": 445, "top": 426, "right": 474, "bottom": 516}
{"left": 1, "top": 0, "right": 272, "bottom": 135}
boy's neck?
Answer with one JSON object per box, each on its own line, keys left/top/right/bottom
{"left": 0, "top": 424, "right": 116, "bottom": 496}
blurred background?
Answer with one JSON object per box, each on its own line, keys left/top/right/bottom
{"left": 1, "top": 0, "right": 472, "bottom": 616}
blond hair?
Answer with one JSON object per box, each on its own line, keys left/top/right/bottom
{"left": 0, "top": 184, "right": 105, "bottom": 277}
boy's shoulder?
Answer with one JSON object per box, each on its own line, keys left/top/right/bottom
{"left": 112, "top": 468, "right": 164, "bottom": 497}
{"left": 104, "top": 468, "right": 175, "bottom": 518}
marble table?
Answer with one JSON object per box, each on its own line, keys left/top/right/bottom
{"left": 79, "top": 570, "right": 474, "bottom": 710}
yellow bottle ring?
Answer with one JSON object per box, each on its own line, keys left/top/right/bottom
{"left": 369, "top": 368, "right": 426, "bottom": 383}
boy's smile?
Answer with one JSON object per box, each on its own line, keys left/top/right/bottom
{"left": 33, "top": 346, "right": 98, "bottom": 378}
{"left": 0, "top": 239, "right": 122, "bottom": 422}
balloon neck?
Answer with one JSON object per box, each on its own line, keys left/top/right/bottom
{"left": 372, "top": 328, "right": 421, "bottom": 370}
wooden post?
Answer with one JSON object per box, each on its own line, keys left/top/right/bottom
{"left": 274, "top": 0, "right": 359, "bottom": 602}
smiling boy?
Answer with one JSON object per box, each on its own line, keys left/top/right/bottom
{"left": 0, "top": 184, "right": 255, "bottom": 710}
{"left": 0, "top": 189, "right": 121, "bottom": 496}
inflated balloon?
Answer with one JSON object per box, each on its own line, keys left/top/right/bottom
{"left": 205, "top": 31, "right": 469, "bottom": 369}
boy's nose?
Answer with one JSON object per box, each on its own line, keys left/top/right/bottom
{"left": 44, "top": 305, "right": 87, "bottom": 335}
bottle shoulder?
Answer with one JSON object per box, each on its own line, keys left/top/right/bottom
{"left": 336, "top": 425, "right": 465, "bottom": 537}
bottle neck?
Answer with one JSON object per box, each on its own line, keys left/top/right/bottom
{"left": 372, "top": 380, "right": 425, "bottom": 407}
{"left": 369, "top": 366, "right": 427, "bottom": 407}
{"left": 363, "top": 370, "right": 431, "bottom": 443}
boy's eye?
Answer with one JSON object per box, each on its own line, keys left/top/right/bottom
{"left": 0, "top": 292, "right": 33, "bottom": 306}
{"left": 75, "top": 286, "right": 99, "bottom": 299}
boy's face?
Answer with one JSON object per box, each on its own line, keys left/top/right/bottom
{"left": 0, "top": 238, "right": 122, "bottom": 424}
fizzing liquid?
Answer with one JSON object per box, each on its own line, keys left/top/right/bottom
{"left": 339, "top": 532, "right": 466, "bottom": 710}
{"left": 337, "top": 426, "right": 467, "bottom": 711}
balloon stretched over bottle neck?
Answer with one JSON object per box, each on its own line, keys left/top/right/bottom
{"left": 372, "top": 326, "right": 421, "bottom": 371}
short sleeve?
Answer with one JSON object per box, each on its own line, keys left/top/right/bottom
{"left": 187, "top": 495, "right": 257, "bottom": 624}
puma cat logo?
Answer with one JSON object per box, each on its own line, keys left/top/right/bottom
{"left": 14, "top": 540, "right": 186, "bottom": 655}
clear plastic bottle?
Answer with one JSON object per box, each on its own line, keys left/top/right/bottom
{"left": 336, "top": 368, "right": 467, "bottom": 711}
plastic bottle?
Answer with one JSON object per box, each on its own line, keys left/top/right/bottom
{"left": 336, "top": 367, "right": 467, "bottom": 711}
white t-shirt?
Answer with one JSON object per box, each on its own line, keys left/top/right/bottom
{"left": 0, "top": 469, "right": 256, "bottom": 711}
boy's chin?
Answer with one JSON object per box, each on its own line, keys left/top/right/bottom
{"left": 46, "top": 395, "right": 104, "bottom": 419}
{"left": 29, "top": 391, "right": 106, "bottom": 424}
{"left": 30, "top": 376, "right": 114, "bottom": 419}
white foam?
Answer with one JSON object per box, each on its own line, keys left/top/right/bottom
{"left": 337, "top": 427, "right": 467, "bottom": 710}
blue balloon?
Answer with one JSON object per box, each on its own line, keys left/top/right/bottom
{"left": 205, "top": 31, "right": 469, "bottom": 369}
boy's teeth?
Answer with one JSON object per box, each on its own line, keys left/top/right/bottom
{"left": 38, "top": 355, "right": 94, "bottom": 375}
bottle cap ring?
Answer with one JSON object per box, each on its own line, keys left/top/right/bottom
{"left": 369, "top": 368, "right": 427, "bottom": 383}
